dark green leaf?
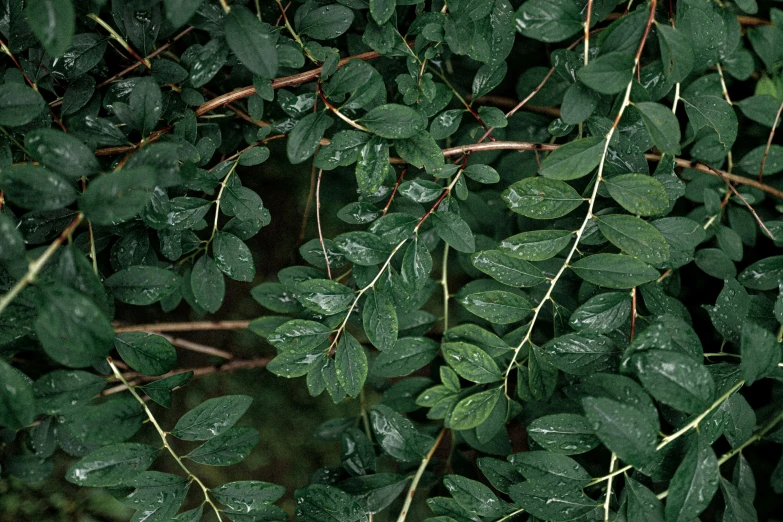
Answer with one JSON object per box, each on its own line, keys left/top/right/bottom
{"left": 171, "top": 395, "right": 252, "bottom": 441}
{"left": 503, "top": 177, "right": 584, "bottom": 219}
{"left": 570, "top": 254, "right": 659, "bottom": 289}
{"left": 186, "top": 426, "right": 260, "bottom": 466}
{"left": 539, "top": 137, "right": 605, "bottom": 180}
{"left": 114, "top": 332, "right": 177, "bottom": 377}
{"left": 224, "top": 6, "right": 278, "bottom": 78}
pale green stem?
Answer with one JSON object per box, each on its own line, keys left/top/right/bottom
{"left": 441, "top": 244, "right": 450, "bottom": 331}
{"left": 396, "top": 429, "right": 447, "bottom": 522}
{"left": 107, "top": 359, "right": 224, "bottom": 521}
{"left": 87, "top": 14, "right": 151, "bottom": 69}
{"left": 603, "top": 453, "right": 617, "bottom": 521}
{"left": 0, "top": 213, "right": 84, "bottom": 316}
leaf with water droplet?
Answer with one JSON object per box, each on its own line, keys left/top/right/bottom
{"left": 171, "top": 394, "right": 252, "bottom": 441}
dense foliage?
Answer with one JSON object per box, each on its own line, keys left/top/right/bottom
{"left": 2, "top": 0, "right": 783, "bottom": 520}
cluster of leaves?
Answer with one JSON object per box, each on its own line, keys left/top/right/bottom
{"left": 2, "top": 0, "right": 783, "bottom": 520}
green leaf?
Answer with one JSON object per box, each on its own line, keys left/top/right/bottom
{"left": 442, "top": 342, "right": 502, "bottom": 383}
{"left": 370, "top": 404, "right": 434, "bottom": 463}
{"left": 499, "top": 230, "right": 573, "bottom": 261}
{"left": 509, "top": 451, "right": 591, "bottom": 489}
{"left": 401, "top": 235, "right": 433, "bottom": 291}
{"left": 581, "top": 397, "right": 658, "bottom": 468}
{"left": 626, "top": 477, "right": 665, "bottom": 522}
{"left": 571, "top": 253, "right": 659, "bottom": 289}
{"left": 503, "top": 177, "right": 584, "bottom": 219}
{"left": 141, "top": 372, "right": 193, "bottom": 408}
{"left": 129, "top": 78, "right": 162, "bottom": 136}
{"left": 705, "top": 278, "right": 749, "bottom": 343}
{"left": 508, "top": 482, "right": 597, "bottom": 521}
{"left": 683, "top": 95, "right": 738, "bottom": 150}
{"left": 630, "top": 349, "right": 715, "bottom": 414}
{"left": 114, "top": 332, "right": 177, "bottom": 377}
{"left": 80, "top": 167, "right": 157, "bottom": 225}
{"left": 268, "top": 320, "right": 331, "bottom": 351}
{"left": 738, "top": 256, "right": 783, "bottom": 290}
{"left": 64, "top": 396, "right": 145, "bottom": 445}
{"left": 657, "top": 23, "right": 694, "bottom": 83}
{"left": 24, "top": 128, "right": 100, "bottom": 180}
{"left": 633, "top": 101, "right": 682, "bottom": 155}
{"left": 295, "top": 484, "right": 368, "bottom": 522}
{"left": 544, "top": 332, "right": 617, "bottom": 375}
{"left": 370, "top": 0, "right": 395, "bottom": 25}
{"left": 720, "top": 476, "right": 758, "bottom": 522}
{"left": 395, "top": 131, "right": 445, "bottom": 172}
{"left": 577, "top": 52, "right": 635, "bottom": 94}
{"left": 604, "top": 173, "right": 670, "bottom": 216}
{"left": 35, "top": 285, "right": 115, "bottom": 368}
{"left": 514, "top": 0, "right": 582, "bottom": 43}
{"left": 527, "top": 413, "right": 600, "bottom": 455}
{"left": 355, "top": 136, "right": 390, "bottom": 195}
{"left": 373, "top": 337, "right": 439, "bottom": 377}
{"left": 105, "top": 266, "right": 181, "bottom": 305}
{"left": 470, "top": 250, "right": 545, "bottom": 287}
{"left": 287, "top": 112, "right": 334, "bottom": 164}
{"left": 442, "top": 474, "right": 504, "bottom": 518}
{"left": 335, "top": 231, "right": 393, "bottom": 265}
{"left": 224, "top": 6, "right": 277, "bottom": 79}
{"left": 295, "top": 278, "right": 354, "bottom": 315}
{"left": 191, "top": 255, "right": 225, "bottom": 313}
{"left": 463, "top": 164, "right": 500, "bottom": 184}
{"left": 665, "top": 436, "right": 720, "bottom": 522}
{"left": 569, "top": 292, "right": 631, "bottom": 334}
{"left": 0, "top": 164, "right": 77, "bottom": 211}
{"left": 0, "top": 83, "right": 45, "bottom": 126}
{"left": 186, "top": 426, "right": 260, "bottom": 466}
{"left": 432, "top": 211, "right": 476, "bottom": 253}
{"left": 336, "top": 333, "right": 368, "bottom": 398}
{"left": 213, "top": 481, "right": 285, "bottom": 512}
{"left": 25, "top": 0, "right": 75, "bottom": 57}
{"left": 539, "top": 137, "right": 605, "bottom": 180}
{"left": 163, "top": 0, "right": 203, "bottom": 28}
{"left": 362, "top": 288, "right": 398, "bottom": 351}
{"left": 449, "top": 388, "right": 503, "bottom": 431}
{"left": 33, "top": 370, "right": 106, "bottom": 414}
{"left": 297, "top": 4, "right": 355, "bottom": 40}
{"left": 361, "top": 104, "right": 426, "bottom": 139}
{"left": 171, "top": 395, "right": 252, "bottom": 441}
{"left": 740, "top": 322, "right": 780, "bottom": 385}
{"left": 459, "top": 290, "right": 531, "bottom": 324}
{"left": 595, "top": 214, "right": 670, "bottom": 264}
{"left": 214, "top": 231, "right": 256, "bottom": 282}
{"left": 0, "top": 361, "right": 35, "bottom": 430}
{"left": 66, "top": 443, "right": 159, "bottom": 487}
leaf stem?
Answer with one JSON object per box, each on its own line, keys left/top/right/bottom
{"left": 603, "top": 453, "right": 617, "bottom": 522}
{"left": 441, "top": 244, "right": 450, "bottom": 331}
{"left": 396, "top": 428, "right": 447, "bottom": 522}
{"left": 0, "top": 213, "right": 83, "bottom": 316}
{"left": 87, "top": 14, "right": 151, "bottom": 69}
{"left": 107, "top": 358, "right": 224, "bottom": 520}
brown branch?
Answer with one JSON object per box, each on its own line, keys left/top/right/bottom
{"left": 163, "top": 335, "right": 234, "bottom": 360}
{"left": 605, "top": 12, "right": 771, "bottom": 26}
{"left": 383, "top": 168, "right": 407, "bottom": 216}
{"left": 759, "top": 100, "right": 783, "bottom": 181}
{"left": 103, "top": 357, "right": 271, "bottom": 396}
{"left": 114, "top": 320, "right": 251, "bottom": 333}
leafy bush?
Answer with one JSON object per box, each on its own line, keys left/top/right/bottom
{"left": 2, "top": 0, "right": 783, "bottom": 520}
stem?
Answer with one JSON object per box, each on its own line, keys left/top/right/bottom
{"left": 113, "top": 320, "right": 251, "bottom": 333}
{"left": 584, "top": 0, "right": 593, "bottom": 65}
{"left": 107, "top": 359, "right": 224, "bottom": 521}
{"left": 396, "top": 428, "right": 447, "bottom": 522}
{"left": 164, "top": 335, "right": 234, "bottom": 360}
{"left": 496, "top": 508, "right": 526, "bottom": 522}
{"left": 603, "top": 453, "right": 617, "bottom": 522}
{"left": 655, "top": 407, "right": 783, "bottom": 501}
{"left": 219, "top": 0, "right": 231, "bottom": 13}
{"left": 317, "top": 83, "right": 369, "bottom": 132}
{"left": 88, "top": 14, "right": 151, "bottom": 69}
{"left": 316, "top": 169, "right": 332, "bottom": 279}
{"left": 441, "top": 244, "right": 450, "bottom": 331}
{"left": 759, "top": 100, "right": 783, "bottom": 181}
{"left": 0, "top": 214, "right": 83, "bottom": 316}
{"left": 658, "top": 380, "right": 744, "bottom": 448}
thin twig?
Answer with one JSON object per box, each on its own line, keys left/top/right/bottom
{"left": 113, "top": 320, "right": 251, "bottom": 333}
{"left": 382, "top": 168, "right": 407, "bottom": 216}
{"left": 396, "top": 429, "right": 447, "bottom": 522}
{"left": 164, "top": 335, "right": 234, "bottom": 360}
{"left": 300, "top": 165, "right": 318, "bottom": 243}
{"left": 0, "top": 214, "right": 83, "bottom": 316}
{"left": 316, "top": 169, "right": 332, "bottom": 279}
{"left": 759, "top": 100, "right": 783, "bottom": 181}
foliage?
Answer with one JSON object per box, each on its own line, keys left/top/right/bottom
{"left": 2, "top": 0, "right": 783, "bottom": 521}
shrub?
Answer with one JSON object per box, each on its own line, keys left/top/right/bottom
{"left": 1, "top": 0, "right": 783, "bottom": 520}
